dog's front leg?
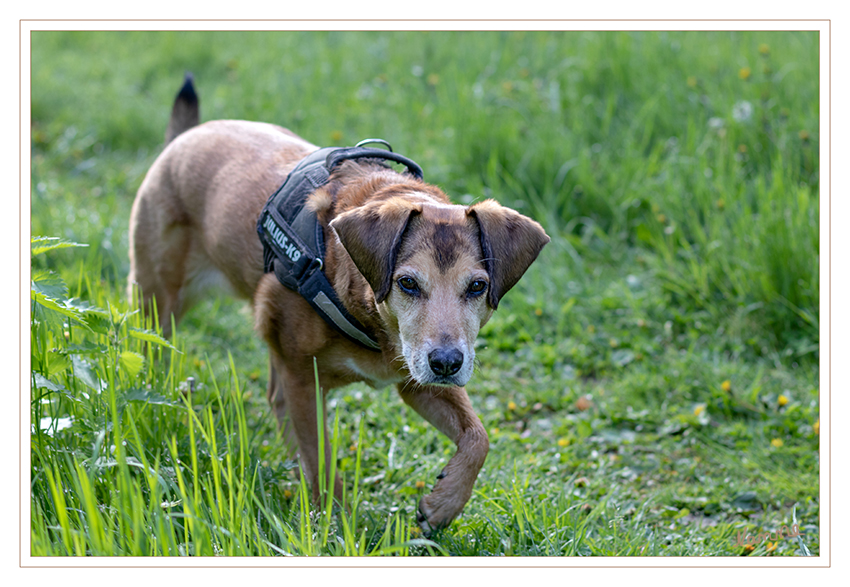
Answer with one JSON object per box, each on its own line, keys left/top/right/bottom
{"left": 269, "top": 352, "right": 343, "bottom": 505}
{"left": 398, "top": 381, "right": 489, "bottom": 532}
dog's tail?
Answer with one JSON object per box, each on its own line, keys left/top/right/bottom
{"left": 165, "top": 73, "right": 200, "bottom": 144}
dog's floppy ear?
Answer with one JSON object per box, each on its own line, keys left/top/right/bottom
{"left": 467, "top": 199, "right": 550, "bottom": 310}
{"left": 330, "top": 198, "right": 422, "bottom": 303}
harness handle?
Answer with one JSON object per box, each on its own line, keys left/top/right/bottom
{"left": 354, "top": 138, "right": 393, "bottom": 151}
{"left": 326, "top": 147, "right": 424, "bottom": 180}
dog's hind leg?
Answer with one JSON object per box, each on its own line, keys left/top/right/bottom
{"left": 128, "top": 179, "right": 210, "bottom": 338}
{"left": 127, "top": 210, "right": 192, "bottom": 338}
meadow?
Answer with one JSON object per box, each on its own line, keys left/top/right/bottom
{"left": 30, "top": 30, "right": 820, "bottom": 557}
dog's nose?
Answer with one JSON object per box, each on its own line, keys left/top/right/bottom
{"left": 428, "top": 347, "right": 464, "bottom": 377}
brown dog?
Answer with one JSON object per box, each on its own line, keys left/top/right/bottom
{"left": 128, "top": 77, "right": 549, "bottom": 531}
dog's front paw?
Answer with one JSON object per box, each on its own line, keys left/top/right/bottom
{"left": 416, "top": 491, "right": 463, "bottom": 536}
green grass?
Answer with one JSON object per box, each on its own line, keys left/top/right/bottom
{"left": 30, "top": 31, "right": 819, "bottom": 557}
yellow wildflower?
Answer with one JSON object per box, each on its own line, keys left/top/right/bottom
{"left": 535, "top": 308, "right": 543, "bottom": 316}
{"left": 427, "top": 73, "right": 440, "bottom": 86}
{"left": 766, "top": 541, "right": 777, "bottom": 553}
{"left": 759, "top": 44, "right": 770, "bottom": 55}
{"left": 507, "top": 401, "right": 517, "bottom": 411}
{"left": 657, "top": 214, "right": 667, "bottom": 223}
{"left": 283, "top": 489, "right": 292, "bottom": 499}
{"left": 799, "top": 130, "right": 810, "bottom": 141}
{"left": 721, "top": 380, "right": 732, "bottom": 392}
{"left": 739, "top": 67, "right": 752, "bottom": 80}
{"left": 771, "top": 438, "right": 784, "bottom": 448}
{"left": 778, "top": 394, "right": 789, "bottom": 407}
{"left": 694, "top": 404, "right": 705, "bottom": 416}
{"left": 813, "top": 419, "right": 819, "bottom": 435}
{"left": 415, "top": 480, "right": 426, "bottom": 489}
{"left": 558, "top": 438, "right": 570, "bottom": 447}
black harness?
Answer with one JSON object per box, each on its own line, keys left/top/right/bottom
{"left": 256, "top": 140, "right": 424, "bottom": 351}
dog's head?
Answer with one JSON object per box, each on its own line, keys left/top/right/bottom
{"left": 330, "top": 196, "right": 549, "bottom": 387}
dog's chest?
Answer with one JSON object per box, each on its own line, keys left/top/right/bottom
{"left": 341, "top": 357, "right": 404, "bottom": 389}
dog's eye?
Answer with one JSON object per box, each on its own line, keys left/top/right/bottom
{"left": 468, "top": 279, "right": 488, "bottom": 296}
{"left": 397, "top": 276, "right": 420, "bottom": 295}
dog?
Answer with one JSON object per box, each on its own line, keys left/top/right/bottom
{"left": 128, "top": 75, "right": 549, "bottom": 532}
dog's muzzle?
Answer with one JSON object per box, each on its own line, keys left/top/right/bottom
{"left": 405, "top": 341, "right": 474, "bottom": 387}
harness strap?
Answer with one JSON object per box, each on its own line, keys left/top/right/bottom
{"left": 257, "top": 142, "right": 423, "bottom": 351}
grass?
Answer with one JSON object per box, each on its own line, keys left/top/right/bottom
{"left": 30, "top": 30, "right": 819, "bottom": 557}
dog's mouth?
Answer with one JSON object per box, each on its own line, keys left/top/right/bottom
{"left": 417, "top": 372, "right": 469, "bottom": 387}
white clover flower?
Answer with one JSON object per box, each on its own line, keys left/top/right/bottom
{"left": 732, "top": 100, "right": 753, "bottom": 122}
{"left": 708, "top": 117, "right": 725, "bottom": 129}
